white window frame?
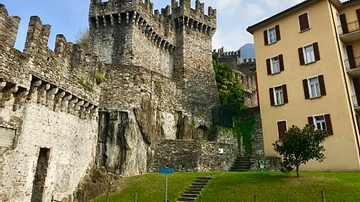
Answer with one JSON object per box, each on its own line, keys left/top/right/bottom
{"left": 270, "top": 55, "right": 280, "bottom": 74}
{"left": 267, "top": 27, "right": 277, "bottom": 44}
{"left": 302, "top": 44, "right": 315, "bottom": 64}
{"left": 312, "top": 114, "right": 326, "bottom": 131}
{"left": 336, "top": 13, "right": 343, "bottom": 35}
{"left": 307, "top": 76, "right": 321, "bottom": 98}
{"left": 273, "top": 85, "right": 284, "bottom": 105}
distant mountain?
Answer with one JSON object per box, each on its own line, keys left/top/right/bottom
{"left": 238, "top": 43, "right": 255, "bottom": 60}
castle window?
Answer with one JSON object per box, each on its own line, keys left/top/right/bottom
{"left": 308, "top": 114, "right": 333, "bottom": 135}
{"left": 302, "top": 75, "right": 326, "bottom": 99}
{"left": 263, "top": 25, "right": 281, "bottom": 46}
{"left": 269, "top": 84, "right": 288, "bottom": 106}
{"left": 267, "top": 54, "right": 284, "bottom": 75}
{"left": 298, "top": 42, "right": 320, "bottom": 65}
{"left": 299, "top": 12, "right": 310, "bottom": 32}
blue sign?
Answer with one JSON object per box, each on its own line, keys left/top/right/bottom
{"left": 159, "top": 168, "right": 174, "bottom": 174}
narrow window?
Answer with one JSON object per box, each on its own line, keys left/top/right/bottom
{"left": 308, "top": 114, "right": 333, "bottom": 135}
{"left": 268, "top": 27, "right": 277, "bottom": 44}
{"left": 274, "top": 86, "right": 284, "bottom": 105}
{"left": 303, "top": 75, "right": 326, "bottom": 99}
{"left": 299, "top": 12, "right": 310, "bottom": 32}
{"left": 314, "top": 115, "right": 326, "bottom": 130}
{"left": 270, "top": 85, "right": 288, "bottom": 106}
{"left": 277, "top": 120, "right": 287, "bottom": 139}
{"left": 264, "top": 25, "right": 280, "bottom": 45}
{"left": 308, "top": 77, "right": 321, "bottom": 98}
{"left": 299, "top": 42, "right": 320, "bottom": 65}
{"left": 271, "top": 56, "right": 280, "bottom": 73}
{"left": 267, "top": 54, "right": 284, "bottom": 75}
{"left": 304, "top": 44, "right": 315, "bottom": 64}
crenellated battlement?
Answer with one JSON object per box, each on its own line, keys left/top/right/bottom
{"left": 0, "top": 5, "right": 102, "bottom": 115}
{"left": 0, "top": 4, "right": 20, "bottom": 48}
{"left": 171, "top": 0, "right": 216, "bottom": 28}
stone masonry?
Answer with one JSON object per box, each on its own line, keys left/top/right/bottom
{"left": 0, "top": 1, "right": 242, "bottom": 201}
{"left": 213, "top": 48, "right": 258, "bottom": 108}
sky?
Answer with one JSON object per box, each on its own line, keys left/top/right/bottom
{"left": 2, "top": 0, "right": 347, "bottom": 52}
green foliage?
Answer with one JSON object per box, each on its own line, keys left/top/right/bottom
{"left": 78, "top": 77, "right": 93, "bottom": 92}
{"left": 75, "top": 28, "right": 89, "bottom": 49}
{"left": 234, "top": 117, "right": 255, "bottom": 155}
{"left": 273, "top": 124, "right": 329, "bottom": 177}
{"left": 213, "top": 63, "right": 244, "bottom": 108}
{"left": 154, "top": 80, "right": 162, "bottom": 96}
{"left": 140, "top": 77, "right": 146, "bottom": 84}
{"left": 95, "top": 73, "right": 105, "bottom": 85}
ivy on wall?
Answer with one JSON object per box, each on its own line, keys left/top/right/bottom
{"left": 234, "top": 117, "right": 255, "bottom": 155}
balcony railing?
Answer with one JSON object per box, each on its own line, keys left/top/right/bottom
{"left": 339, "top": 20, "right": 360, "bottom": 35}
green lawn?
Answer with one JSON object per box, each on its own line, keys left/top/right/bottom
{"left": 92, "top": 172, "right": 360, "bottom": 202}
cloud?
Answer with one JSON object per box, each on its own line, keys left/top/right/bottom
{"left": 245, "top": 4, "right": 265, "bottom": 18}
{"left": 204, "top": 0, "right": 243, "bottom": 16}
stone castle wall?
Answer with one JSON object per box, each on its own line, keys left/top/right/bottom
{"left": 0, "top": 0, "right": 241, "bottom": 201}
{"left": 213, "top": 48, "right": 258, "bottom": 108}
{"left": 0, "top": 4, "right": 100, "bottom": 201}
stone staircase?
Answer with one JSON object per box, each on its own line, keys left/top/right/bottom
{"left": 177, "top": 177, "right": 212, "bottom": 202}
{"left": 229, "top": 156, "right": 251, "bottom": 172}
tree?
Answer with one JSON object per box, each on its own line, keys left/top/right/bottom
{"left": 213, "top": 62, "right": 244, "bottom": 108}
{"left": 75, "top": 28, "right": 89, "bottom": 49}
{"left": 272, "top": 124, "right": 329, "bottom": 177}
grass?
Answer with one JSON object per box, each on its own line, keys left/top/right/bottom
{"left": 92, "top": 172, "right": 360, "bottom": 202}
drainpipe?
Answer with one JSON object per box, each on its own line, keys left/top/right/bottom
{"left": 328, "top": 0, "right": 360, "bottom": 157}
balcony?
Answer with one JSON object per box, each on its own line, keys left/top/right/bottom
{"left": 345, "top": 56, "right": 360, "bottom": 77}
{"left": 339, "top": 20, "right": 360, "bottom": 43}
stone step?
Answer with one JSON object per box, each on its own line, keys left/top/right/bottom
{"left": 189, "top": 185, "right": 206, "bottom": 189}
{"left": 183, "top": 190, "right": 202, "bottom": 195}
{"left": 229, "top": 169, "right": 250, "bottom": 172}
{"left": 177, "top": 197, "right": 197, "bottom": 202}
{"left": 178, "top": 177, "right": 212, "bottom": 202}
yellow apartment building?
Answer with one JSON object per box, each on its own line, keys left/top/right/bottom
{"left": 247, "top": 0, "right": 360, "bottom": 171}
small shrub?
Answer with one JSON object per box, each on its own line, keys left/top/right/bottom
{"left": 95, "top": 73, "right": 105, "bottom": 85}
{"left": 79, "top": 77, "right": 93, "bottom": 92}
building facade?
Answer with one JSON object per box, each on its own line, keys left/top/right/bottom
{"left": 247, "top": 0, "right": 360, "bottom": 171}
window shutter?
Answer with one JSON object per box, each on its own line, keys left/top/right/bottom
{"left": 303, "top": 79, "right": 310, "bottom": 99}
{"left": 352, "top": 78, "right": 360, "bottom": 104}
{"left": 325, "top": 114, "right": 333, "bottom": 135}
{"left": 264, "top": 30, "right": 269, "bottom": 46}
{"left": 346, "top": 45, "right": 356, "bottom": 69}
{"left": 279, "top": 54, "right": 284, "bottom": 72}
{"left": 269, "top": 88, "right": 275, "bottom": 106}
{"left": 340, "top": 14, "right": 349, "bottom": 34}
{"left": 282, "top": 84, "right": 288, "bottom": 104}
{"left": 308, "top": 116, "right": 314, "bottom": 125}
{"left": 318, "top": 75, "right": 327, "bottom": 96}
{"left": 298, "top": 47, "right": 305, "bottom": 66}
{"left": 299, "top": 13, "right": 310, "bottom": 31}
{"left": 357, "top": 9, "right": 360, "bottom": 28}
{"left": 266, "top": 58, "right": 271, "bottom": 75}
{"left": 275, "top": 25, "right": 281, "bottom": 41}
{"left": 277, "top": 121, "right": 287, "bottom": 139}
{"left": 313, "top": 42, "right": 320, "bottom": 61}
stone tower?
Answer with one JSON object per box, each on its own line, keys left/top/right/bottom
{"left": 89, "top": 0, "right": 219, "bottom": 113}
